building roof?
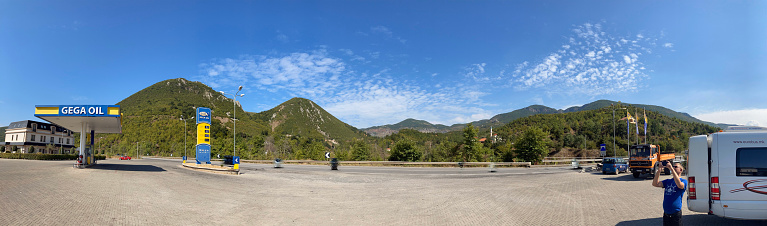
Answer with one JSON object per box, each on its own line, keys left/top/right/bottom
{"left": 6, "top": 120, "right": 71, "bottom": 133}
{"left": 6, "top": 120, "right": 72, "bottom": 133}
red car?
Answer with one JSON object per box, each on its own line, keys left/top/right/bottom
{"left": 119, "top": 155, "right": 131, "bottom": 160}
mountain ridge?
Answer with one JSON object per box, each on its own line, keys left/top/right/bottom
{"left": 362, "top": 99, "right": 730, "bottom": 137}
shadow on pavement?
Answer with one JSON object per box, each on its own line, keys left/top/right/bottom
{"left": 89, "top": 164, "right": 166, "bottom": 172}
{"left": 600, "top": 174, "right": 653, "bottom": 181}
{"left": 617, "top": 214, "right": 767, "bottom": 226}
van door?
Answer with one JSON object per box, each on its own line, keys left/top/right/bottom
{"left": 687, "top": 135, "right": 709, "bottom": 213}
{"left": 716, "top": 132, "right": 767, "bottom": 220}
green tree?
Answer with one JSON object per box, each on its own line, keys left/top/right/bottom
{"left": 388, "top": 140, "right": 422, "bottom": 162}
{"left": 460, "top": 124, "right": 481, "bottom": 161}
{"left": 514, "top": 127, "right": 549, "bottom": 163}
{"left": 351, "top": 140, "right": 371, "bottom": 161}
{"left": 307, "top": 142, "right": 326, "bottom": 160}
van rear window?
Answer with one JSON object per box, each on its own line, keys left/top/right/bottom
{"left": 736, "top": 148, "right": 767, "bottom": 176}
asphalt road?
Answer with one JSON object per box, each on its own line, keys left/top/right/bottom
{"left": 2, "top": 158, "right": 766, "bottom": 225}
{"left": 147, "top": 157, "right": 575, "bottom": 177}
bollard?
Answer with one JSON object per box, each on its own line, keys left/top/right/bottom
{"left": 489, "top": 162, "right": 496, "bottom": 173}
{"left": 274, "top": 158, "right": 283, "bottom": 168}
{"left": 330, "top": 158, "right": 338, "bottom": 170}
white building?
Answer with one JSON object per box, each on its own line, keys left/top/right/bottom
{"left": 2, "top": 120, "right": 75, "bottom": 154}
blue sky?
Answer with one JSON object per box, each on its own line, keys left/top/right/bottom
{"left": 1, "top": 0, "right": 766, "bottom": 129}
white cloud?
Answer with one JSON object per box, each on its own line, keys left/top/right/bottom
{"left": 695, "top": 109, "right": 767, "bottom": 126}
{"left": 464, "top": 63, "right": 489, "bottom": 81}
{"left": 663, "top": 43, "right": 673, "bottom": 48}
{"left": 511, "top": 22, "right": 658, "bottom": 96}
{"left": 198, "top": 48, "right": 492, "bottom": 128}
{"left": 275, "top": 31, "right": 289, "bottom": 43}
{"left": 369, "top": 26, "right": 407, "bottom": 44}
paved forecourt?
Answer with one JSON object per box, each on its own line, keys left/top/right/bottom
{"left": 1, "top": 158, "right": 764, "bottom": 225}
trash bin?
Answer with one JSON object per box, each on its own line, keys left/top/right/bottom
{"left": 330, "top": 158, "right": 338, "bottom": 170}
{"left": 274, "top": 158, "right": 282, "bottom": 168}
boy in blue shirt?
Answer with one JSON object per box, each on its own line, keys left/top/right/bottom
{"left": 652, "top": 161, "right": 688, "bottom": 226}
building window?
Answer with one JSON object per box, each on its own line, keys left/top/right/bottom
{"left": 42, "top": 136, "right": 46, "bottom": 142}
{"left": 32, "top": 124, "right": 36, "bottom": 132}
{"left": 52, "top": 126, "right": 56, "bottom": 135}
{"left": 67, "top": 138, "right": 70, "bottom": 144}
{"left": 31, "top": 135, "right": 36, "bottom": 141}
{"left": 50, "top": 138, "right": 54, "bottom": 144}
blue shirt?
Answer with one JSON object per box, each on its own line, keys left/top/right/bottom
{"left": 662, "top": 178, "right": 688, "bottom": 214}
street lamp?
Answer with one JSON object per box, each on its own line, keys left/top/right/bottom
{"left": 612, "top": 104, "right": 627, "bottom": 157}
{"left": 219, "top": 86, "right": 244, "bottom": 157}
{"left": 135, "top": 141, "right": 147, "bottom": 159}
{"left": 180, "top": 115, "right": 194, "bottom": 160}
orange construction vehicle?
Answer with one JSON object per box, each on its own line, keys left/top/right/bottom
{"left": 628, "top": 144, "right": 675, "bottom": 178}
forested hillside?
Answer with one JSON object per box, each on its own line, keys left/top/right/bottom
{"left": 363, "top": 99, "right": 727, "bottom": 137}
{"left": 373, "top": 104, "right": 719, "bottom": 163}
{"left": 93, "top": 78, "right": 366, "bottom": 160}
{"left": 83, "top": 78, "right": 719, "bottom": 163}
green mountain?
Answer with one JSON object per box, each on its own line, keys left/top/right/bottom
{"left": 255, "top": 97, "right": 366, "bottom": 141}
{"left": 379, "top": 104, "right": 720, "bottom": 162}
{"left": 494, "top": 104, "right": 720, "bottom": 157}
{"left": 95, "top": 78, "right": 363, "bottom": 160}
{"left": 363, "top": 118, "right": 453, "bottom": 137}
{"left": 364, "top": 99, "right": 730, "bottom": 137}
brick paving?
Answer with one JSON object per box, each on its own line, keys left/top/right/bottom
{"left": 0, "top": 158, "right": 764, "bottom": 225}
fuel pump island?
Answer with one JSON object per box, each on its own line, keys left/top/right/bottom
{"left": 34, "top": 105, "right": 122, "bottom": 168}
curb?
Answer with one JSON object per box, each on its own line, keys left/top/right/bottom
{"left": 181, "top": 163, "right": 240, "bottom": 175}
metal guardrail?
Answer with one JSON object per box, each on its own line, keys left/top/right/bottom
{"left": 239, "top": 159, "right": 531, "bottom": 167}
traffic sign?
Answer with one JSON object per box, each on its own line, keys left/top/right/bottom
{"left": 600, "top": 144, "right": 606, "bottom": 156}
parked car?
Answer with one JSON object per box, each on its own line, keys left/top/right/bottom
{"left": 120, "top": 155, "right": 131, "bottom": 160}
{"left": 602, "top": 157, "right": 628, "bottom": 174}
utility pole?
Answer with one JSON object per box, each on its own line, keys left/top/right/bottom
{"left": 612, "top": 104, "right": 627, "bottom": 157}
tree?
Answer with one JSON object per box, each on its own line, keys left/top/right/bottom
{"left": 514, "top": 126, "right": 549, "bottom": 164}
{"left": 388, "top": 140, "right": 422, "bottom": 162}
{"left": 351, "top": 140, "right": 371, "bottom": 161}
{"left": 460, "top": 124, "right": 484, "bottom": 162}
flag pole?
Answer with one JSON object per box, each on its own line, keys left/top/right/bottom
{"left": 644, "top": 108, "right": 647, "bottom": 144}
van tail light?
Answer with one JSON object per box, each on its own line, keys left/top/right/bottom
{"left": 711, "top": 177, "right": 720, "bottom": 200}
{"left": 688, "top": 177, "right": 696, "bottom": 200}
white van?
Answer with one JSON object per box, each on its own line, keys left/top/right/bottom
{"left": 687, "top": 126, "right": 767, "bottom": 220}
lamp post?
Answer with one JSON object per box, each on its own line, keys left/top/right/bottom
{"left": 612, "top": 104, "right": 627, "bottom": 157}
{"left": 135, "top": 141, "right": 147, "bottom": 159}
{"left": 219, "top": 86, "right": 244, "bottom": 157}
{"left": 180, "top": 115, "right": 194, "bottom": 160}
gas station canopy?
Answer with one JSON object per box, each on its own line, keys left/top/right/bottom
{"left": 34, "top": 105, "right": 122, "bottom": 133}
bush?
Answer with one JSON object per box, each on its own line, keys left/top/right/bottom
{"left": 0, "top": 153, "right": 107, "bottom": 161}
{"left": 388, "top": 140, "right": 422, "bottom": 162}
